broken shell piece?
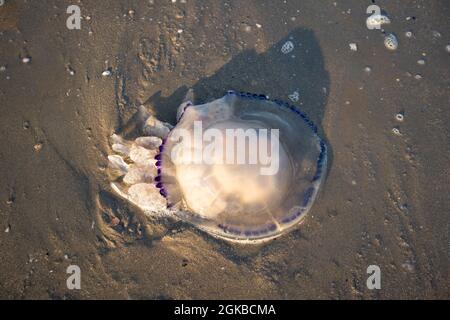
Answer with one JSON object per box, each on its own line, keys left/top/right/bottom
{"left": 366, "top": 14, "right": 391, "bottom": 29}
{"left": 395, "top": 113, "right": 404, "bottom": 122}
{"left": 281, "top": 41, "right": 294, "bottom": 54}
{"left": 384, "top": 33, "right": 398, "bottom": 51}
{"left": 349, "top": 43, "right": 358, "bottom": 51}
{"left": 392, "top": 128, "right": 401, "bottom": 136}
{"left": 288, "top": 91, "right": 300, "bottom": 102}
{"left": 34, "top": 142, "right": 43, "bottom": 152}
{"left": 102, "top": 69, "right": 112, "bottom": 77}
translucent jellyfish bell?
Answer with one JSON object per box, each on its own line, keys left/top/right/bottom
{"left": 108, "top": 90, "right": 327, "bottom": 243}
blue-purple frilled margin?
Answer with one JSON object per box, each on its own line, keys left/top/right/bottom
{"left": 153, "top": 90, "right": 327, "bottom": 237}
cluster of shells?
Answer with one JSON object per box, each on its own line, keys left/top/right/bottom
{"left": 366, "top": 13, "right": 398, "bottom": 50}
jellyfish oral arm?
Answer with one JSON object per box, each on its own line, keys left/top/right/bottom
{"left": 107, "top": 116, "right": 174, "bottom": 217}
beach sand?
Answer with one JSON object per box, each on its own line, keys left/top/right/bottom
{"left": 0, "top": 0, "right": 448, "bottom": 299}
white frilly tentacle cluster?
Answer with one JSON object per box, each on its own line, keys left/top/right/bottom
{"left": 107, "top": 110, "right": 173, "bottom": 217}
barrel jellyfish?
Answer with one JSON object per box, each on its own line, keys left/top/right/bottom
{"left": 107, "top": 90, "right": 327, "bottom": 243}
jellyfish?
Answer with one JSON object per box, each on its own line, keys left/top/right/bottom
{"left": 107, "top": 89, "right": 327, "bottom": 243}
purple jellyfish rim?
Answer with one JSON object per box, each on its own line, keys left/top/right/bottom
{"left": 153, "top": 90, "right": 327, "bottom": 239}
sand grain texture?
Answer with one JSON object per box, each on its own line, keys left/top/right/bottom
{"left": 0, "top": 0, "right": 448, "bottom": 299}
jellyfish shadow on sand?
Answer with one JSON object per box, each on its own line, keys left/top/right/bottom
{"left": 145, "top": 27, "right": 331, "bottom": 171}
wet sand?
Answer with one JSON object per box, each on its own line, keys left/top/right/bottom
{"left": 0, "top": 0, "right": 449, "bottom": 299}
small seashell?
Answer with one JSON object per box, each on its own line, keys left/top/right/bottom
{"left": 446, "top": 45, "right": 450, "bottom": 53}
{"left": 349, "top": 43, "right": 358, "bottom": 51}
{"left": 34, "top": 142, "right": 43, "bottom": 152}
{"left": 0, "top": 65, "right": 6, "bottom": 72}
{"left": 66, "top": 66, "right": 75, "bottom": 75}
{"left": 102, "top": 69, "right": 112, "bottom": 77}
{"left": 366, "top": 14, "right": 391, "bottom": 29}
{"left": 288, "top": 91, "right": 300, "bottom": 102}
{"left": 414, "top": 74, "right": 422, "bottom": 80}
{"left": 405, "top": 31, "right": 413, "bottom": 38}
{"left": 392, "top": 128, "right": 401, "bottom": 136}
{"left": 395, "top": 113, "right": 404, "bottom": 122}
{"left": 417, "top": 59, "right": 425, "bottom": 65}
{"left": 6, "top": 195, "right": 14, "bottom": 205}
{"left": 22, "top": 56, "right": 31, "bottom": 64}
{"left": 281, "top": 41, "right": 294, "bottom": 54}
{"left": 384, "top": 33, "right": 398, "bottom": 51}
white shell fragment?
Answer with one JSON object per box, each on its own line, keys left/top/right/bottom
{"left": 281, "top": 41, "right": 294, "bottom": 54}
{"left": 288, "top": 91, "right": 300, "bottom": 102}
{"left": 395, "top": 113, "right": 404, "bottom": 122}
{"left": 384, "top": 33, "right": 398, "bottom": 51}
{"left": 349, "top": 43, "right": 358, "bottom": 51}
{"left": 366, "top": 14, "right": 391, "bottom": 29}
{"left": 392, "top": 128, "right": 401, "bottom": 136}
{"left": 348, "top": 43, "right": 358, "bottom": 51}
